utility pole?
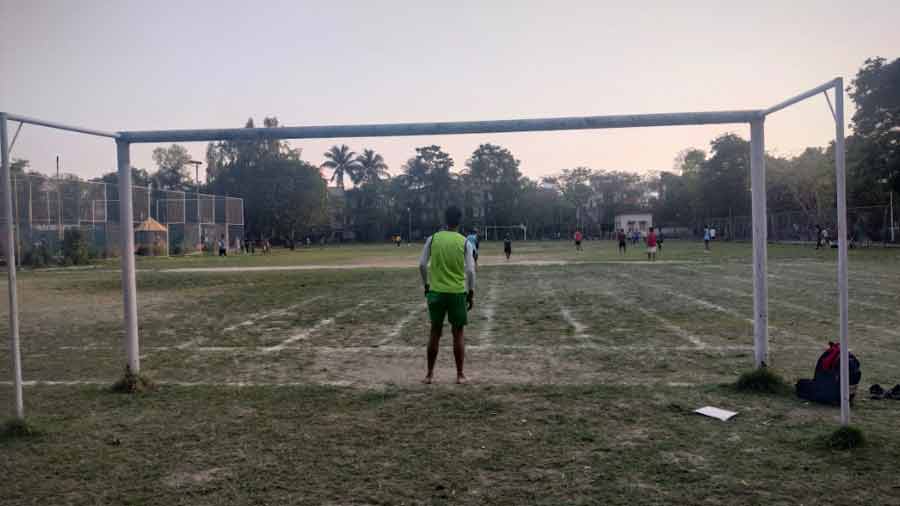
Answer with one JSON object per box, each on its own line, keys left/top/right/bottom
{"left": 407, "top": 207, "right": 412, "bottom": 245}
{"left": 56, "top": 155, "right": 62, "bottom": 241}
{"left": 188, "top": 160, "right": 203, "bottom": 252}
{"left": 188, "top": 160, "right": 202, "bottom": 189}
{"left": 891, "top": 190, "right": 895, "bottom": 243}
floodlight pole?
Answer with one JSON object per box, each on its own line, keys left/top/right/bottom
{"left": 750, "top": 117, "right": 769, "bottom": 367}
{"left": 834, "top": 79, "right": 850, "bottom": 426}
{"left": 117, "top": 141, "right": 140, "bottom": 374}
{"left": 1, "top": 113, "right": 25, "bottom": 420}
{"left": 890, "top": 191, "right": 895, "bottom": 242}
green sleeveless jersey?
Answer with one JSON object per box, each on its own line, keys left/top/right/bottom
{"left": 428, "top": 231, "right": 467, "bottom": 293}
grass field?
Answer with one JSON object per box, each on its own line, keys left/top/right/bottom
{"left": 2, "top": 240, "right": 900, "bottom": 505}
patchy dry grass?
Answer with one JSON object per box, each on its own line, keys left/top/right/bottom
{"left": 1, "top": 240, "right": 899, "bottom": 504}
{"left": 2, "top": 384, "right": 900, "bottom": 505}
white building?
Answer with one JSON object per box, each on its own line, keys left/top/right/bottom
{"left": 614, "top": 213, "right": 653, "bottom": 234}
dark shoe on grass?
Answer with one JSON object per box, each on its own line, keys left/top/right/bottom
{"left": 870, "top": 384, "right": 885, "bottom": 400}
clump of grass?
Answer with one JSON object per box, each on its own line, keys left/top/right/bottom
{"left": 823, "top": 426, "right": 865, "bottom": 450}
{"left": 0, "top": 418, "right": 41, "bottom": 441}
{"left": 735, "top": 366, "right": 790, "bottom": 394}
{"left": 361, "top": 385, "right": 400, "bottom": 406}
{"left": 110, "top": 365, "right": 156, "bottom": 394}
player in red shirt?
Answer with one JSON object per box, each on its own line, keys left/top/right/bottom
{"left": 646, "top": 227, "right": 658, "bottom": 261}
{"left": 574, "top": 230, "right": 583, "bottom": 252}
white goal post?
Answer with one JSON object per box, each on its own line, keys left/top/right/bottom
{"left": 483, "top": 224, "right": 527, "bottom": 241}
{"left": 0, "top": 77, "right": 852, "bottom": 425}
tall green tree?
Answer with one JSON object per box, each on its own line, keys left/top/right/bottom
{"left": 673, "top": 148, "right": 706, "bottom": 175}
{"left": 151, "top": 144, "right": 193, "bottom": 191}
{"left": 767, "top": 148, "right": 834, "bottom": 222}
{"left": 10, "top": 158, "right": 30, "bottom": 175}
{"left": 94, "top": 167, "right": 153, "bottom": 187}
{"left": 322, "top": 145, "right": 361, "bottom": 189}
{"left": 401, "top": 145, "right": 456, "bottom": 231}
{"left": 205, "top": 117, "right": 326, "bottom": 240}
{"left": 555, "top": 167, "right": 593, "bottom": 229}
{"left": 698, "top": 133, "right": 751, "bottom": 220}
{"left": 205, "top": 117, "right": 300, "bottom": 187}
{"left": 589, "top": 170, "right": 644, "bottom": 225}
{"left": 847, "top": 57, "right": 900, "bottom": 200}
{"left": 464, "top": 143, "right": 523, "bottom": 228}
{"left": 355, "top": 149, "right": 389, "bottom": 185}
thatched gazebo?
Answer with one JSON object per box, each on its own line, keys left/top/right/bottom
{"left": 135, "top": 218, "right": 168, "bottom": 256}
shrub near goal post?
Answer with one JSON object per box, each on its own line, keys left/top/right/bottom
{"left": 0, "top": 78, "right": 853, "bottom": 425}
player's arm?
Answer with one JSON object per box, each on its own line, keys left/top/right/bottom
{"left": 419, "top": 236, "right": 432, "bottom": 294}
{"left": 464, "top": 241, "right": 476, "bottom": 309}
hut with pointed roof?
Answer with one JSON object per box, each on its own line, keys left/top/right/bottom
{"left": 135, "top": 217, "right": 168, "bottom": 256}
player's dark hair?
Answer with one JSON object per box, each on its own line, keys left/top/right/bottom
{"left": 445, "top": 206, "right": 462, "bottom": 228}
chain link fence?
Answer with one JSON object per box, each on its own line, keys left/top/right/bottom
{"left": 703, "top": 205, "right": 897, "bottom": 244}
{"left": 0, "top": 174, "right": 244, "bottom": 262}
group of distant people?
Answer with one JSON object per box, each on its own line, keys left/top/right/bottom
{"left": 815, "top": 224, "right": 831, "bottom": 249}
{"left": 815, "top": 224, "right": 860, "bottom": 250}
{"left": 612, "top": 228, "right": 662, "bottom": 260}
{"left": 703, "top": 226, "right": 716, "bottom": 251}
{"left": 209, "top": 235, "right": 270, "bottom": 256}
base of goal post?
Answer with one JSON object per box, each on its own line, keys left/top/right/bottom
{"left": 110, "top": 364, "right": 156, "bottom": 394}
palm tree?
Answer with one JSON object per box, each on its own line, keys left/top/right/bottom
{"left": 321, "top": 145, "right": 360, "bottom": 189}
{"left": 355, "top": 149, "right": 389, "bottom": 185}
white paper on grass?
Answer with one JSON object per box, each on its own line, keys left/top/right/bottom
{"left": 694, "top": 406, "right": 738, "bottom": 421}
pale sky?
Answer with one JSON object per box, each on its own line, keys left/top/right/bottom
{"left": 2, "top": 0, "right": 898, "bottom": 183}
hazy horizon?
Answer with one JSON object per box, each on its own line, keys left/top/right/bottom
{"left": 2, "top": 1, "right": 898, "bottom": 183}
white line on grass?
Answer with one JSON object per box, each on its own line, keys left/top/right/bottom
{"left": 601, "top": 270, "right": 707, "bottom": 349}
{"left": 728, "top": 270, "right": 898, "bottom": 315}
{"left": 376, "top": 303, "right": 421, "bottom": 346}
{"left": 154, "top": 259, "right": 701, "bottom": 274}
{"left": 223, "top": 295, "right": 325, "bottom": 333}
{"left": 0, "top": 379, "right": 709, "bottom": 388}
{"left": 51, "top": 341, "right": 817, "bottom": 355}
{"left": 479, "top": 275, "right": 499, "bottom": 345}
{"left": 264, "top": 299, "right": 371, "bottom": 352}
{"left": 675, "top": 269, "right": 900, "bottom": 343}
{"left": 558, "top": 307, "right": 588, "bottom": 338}
{"left": 770, "top": 270, "right": 898, "bottom": 302}
{"left": 638, "top": 307, "right": 707, "bottom": 349}
{"left": 531, "top": 267, "right": 590, "bottom": 339}
{"left": 308, "top": 343, "right": 764, "bottom": 353}
{"left": 654, "top": 285, "right": 753, "bottom": 323}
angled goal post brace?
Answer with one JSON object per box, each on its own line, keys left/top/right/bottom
{"left": 1, "top": 77, "right": 850, "bottom": 425}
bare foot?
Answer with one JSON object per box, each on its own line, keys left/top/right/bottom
{"left": 422, "top": 376, "right": 433, "bottom": 384}
{"left": 456, "top": 375, "right": 468, "bottom": 385}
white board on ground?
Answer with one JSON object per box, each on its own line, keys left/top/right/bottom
{"left": 694, "top": 406, "right": 738, "bottom": 421}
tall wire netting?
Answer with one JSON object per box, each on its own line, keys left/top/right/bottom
{"left": 0, "top": 174, "right": 244, "bottom": 262}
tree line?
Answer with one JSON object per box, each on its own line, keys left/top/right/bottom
{"left": 8, "top": 57, "right": 898, "bottom": 244}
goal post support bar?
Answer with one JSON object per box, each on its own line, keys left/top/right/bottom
{"left": 1, "top": 113, "right": 24, "bottom": 420}
{"left": 762, "top": 78, "right": 841, "bottom": 117}
{"left": 834, "top": 79, "right": 850, "bottom": 426}
{"left": 117, "top": 141, "right": 140, "bottom": 375}
{"left": 4, "top": 113, "right": 119, "bottom": 139}
{"left": 750, "top": 119, "right": 768, "bottom": 368}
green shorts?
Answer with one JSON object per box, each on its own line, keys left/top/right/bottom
{"left": 426, "top": 291, "right": 468, "bottom": 327}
